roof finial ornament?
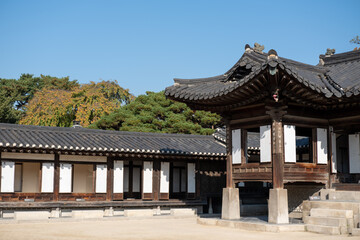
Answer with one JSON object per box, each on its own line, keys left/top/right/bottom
{"left": 245, "top": 44, "right": 252, "bottom": 52}
{"left": 267, "top": 49, "right": 278, "bottom": 60}
{"left": 325, "top": 48, "right": 336, "bottom": 56}
{"left": 253, "top": 43, "right": 264, "bottom": 53}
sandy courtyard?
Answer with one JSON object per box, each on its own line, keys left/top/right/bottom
{"left": 0, "top": 217, "right": 358, "bottom": 240}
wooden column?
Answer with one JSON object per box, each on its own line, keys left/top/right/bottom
{"left": 196, "top": 160, "right": 201, "bottom": 199}
{"left": 267, "top": 107, "right": 286, "bottom": 189}
{"left": 53, "top": 153, "right": 60, "bottom": 201}
{"left": 106, "top": 157, "right": 113, "bottom": 201}
{"left": 225, "top": 118, "right": 233, "bottom": 188}
{"left": 152, "top": 160, "right": 160, "bottom": 201}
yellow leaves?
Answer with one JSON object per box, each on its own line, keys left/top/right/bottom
{"left": 19, "top": 80, "right": 134, "bottom": 127}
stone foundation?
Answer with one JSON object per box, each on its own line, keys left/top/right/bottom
{"left": 268, "top": 188, "right": 289, "bottom": 224}
{"left": 221, "top": 188, "right": 240, "bottom": 220}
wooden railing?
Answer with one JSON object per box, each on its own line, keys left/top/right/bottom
{"left": 232, "top": 162, "right": 328, "bottom": 184}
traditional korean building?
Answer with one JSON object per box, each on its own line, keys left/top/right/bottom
{"left": 0, "top": 123, "right": 226, "bottom": 215}
{"left": 165, "top": 45, "right": 360, "bottom": 223}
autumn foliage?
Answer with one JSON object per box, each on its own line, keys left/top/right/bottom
{"left": 20, "top": 80, "right": 134, "bottom": 127}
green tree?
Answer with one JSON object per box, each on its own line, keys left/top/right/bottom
{"left": 20, "top": 80, "right": 134, "bottom": 127}
{"left": 90, "top": 91, "right": 222, "bottom": 135}
{"left": 0, "top": 74, "right": 79, "bottom": 123}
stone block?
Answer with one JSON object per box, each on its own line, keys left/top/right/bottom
{"left": 170, "top": 208, "right": 196, "bottom": 216}
{"left": 305, "top": 224, "right": 341, "bottom": 235}
{"left": 50, "top": 208, "right": 60, "bottom": 218}
{"left": 310, "top": 208, "right": 353, "bottom": 218}
{"left": 221, "top": 188, "right": 240, "bottom": 220}
{"left": 124, "top": 209, "right": 154, "bottom": 217}
{"left": 104, "top": 207, "right": 114, "bottom": 217}
{"left": 268, "top": 188, "right": 289, "bottom": 224}
{"left": 14, "top": 210, "right": 50, "bottom": 220}
{"left": 71, "top": 210, "right": 104, "bottom": 219}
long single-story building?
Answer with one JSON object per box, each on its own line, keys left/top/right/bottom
{"left": 0, "top": 123, "right": 227, "bottom": 217}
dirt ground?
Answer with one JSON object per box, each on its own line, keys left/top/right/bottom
{"left": 0, "top": 217, "right": 358, "bottom": 240}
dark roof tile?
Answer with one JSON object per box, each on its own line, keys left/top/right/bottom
{"left": 0, "top": 123, "right": 226, "bottom": 157}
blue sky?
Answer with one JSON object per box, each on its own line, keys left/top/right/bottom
{"left": 1, "top": 0, "right": 359, "bottom": 96}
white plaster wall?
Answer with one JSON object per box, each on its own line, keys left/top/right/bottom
{"left": 349, "top": 134, "right": 360, "bottom": 173}
{"left": 1, "top": 161, "right": 15, "bottom": 192}
{"left": 160, "top": 162, "right": 169, "bottom": 193}
{"left": 317, "top": 128, "right": 328, "bottom": 164}
{"left": 41, "top": 163, "right": 54, "bottom": 192}
{"left": 260, "top": 125, "right": 271, "bottom": 163}
{"left": 187, "top": 163, "right": 196, "bottom": 193}
{"left": 331, "top": 132, "right": 337, "bottom": 173}
{"left": 73, "top": 164, "right": 93, "bottom": 193}
{"left": 22, "top": 162, "right": 40, "bottom": 193}
{"left": 284, "top": 125, "right": 296, "bottom": 163}
{"left": 143, "top": 161, "right": 153, "bottom": 193}
{"left": 113, "top": 160, "right": 123, "bottom": 193}
{"left": 232, "top": 129, "right": 241, "bottom": 164}
{"left": 96, "top": 164, "right": 107, "bottom": 193}
{"left": 59, "top": 163, "right": 72, "bottom": 193}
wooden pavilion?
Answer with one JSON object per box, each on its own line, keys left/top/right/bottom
{"left": 165, "top": 45, "right": 360, "bottom": 223}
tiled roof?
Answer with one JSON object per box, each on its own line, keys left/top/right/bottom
{"left": 165, "top": 47, "right": 360, "bottom": 104}
{"left": 0, "top": 123, "right": 226, "bottom": 157}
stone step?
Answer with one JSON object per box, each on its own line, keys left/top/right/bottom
{"left": 305, "top": 224, "right": 341, "bottom": 235}
{"left": 310, "top": 208, "right": 353, "bottom": 218}
{"left": 303, "top": 200, "right": 360, "bottom": 213}
{"left": 303, "top": 216, "right": 347, "bottom": 227}
{"left": 352, "top": 228, "right": 360, "bottom": 236}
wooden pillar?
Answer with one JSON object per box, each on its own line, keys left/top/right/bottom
{"left": 152, "top": 160, "right": 160, "bottom": 201}
{"left": 267, "top": 107, "right": 286, "bottom": 189}
{"left": 106, "top": 157, "right": 113, "bottom": 201}
{"left": 53, "top": 153, "right": 60, "bottom": 201}
{"left": 225, "top": 118, "right": 233, "bottom": 188}
{"left": 267, "top": 106, "right": 289, "bottom": 224}
{"left": 196, "top": 160, "right": 201, "bottom": 199}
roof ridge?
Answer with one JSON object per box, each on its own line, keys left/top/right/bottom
{"left": 0, "top": 123, "right": 215, "bottom": 140}
{"left": 320, "top": 49, "right": 360, "bottom": 65}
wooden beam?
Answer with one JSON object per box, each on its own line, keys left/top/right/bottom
{"left": 266, "top": 107, "right": 287, "bottom": 189}
{"left": 106, "top": 157, "right": 113, "bottom": 201}
{"left": 53, "top": 153, "right": 60, "bottom": 201}
{"left": 152, "top": 160, "right": 160, "bottom": 201}
{"left": 225, "top": 119, "right": 233, "bottom": 188}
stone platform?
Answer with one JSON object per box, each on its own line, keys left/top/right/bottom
{"left": 197, "top": 216, "right": 305, "bottom": 233}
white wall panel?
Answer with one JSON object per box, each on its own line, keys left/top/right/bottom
{"left": 260, "top": 125, "right": 271, "bottom": 163}
{"left": 317, "top": 128, "right": 328, "bottom": 164}
{"left": 232, "top": 129, "right": 241, "bottom": 164}
{"left": 41, "top": 163, "right": 54, "bottom": 192}
{"left": 187, "top": 163, "right": 196, "bottom": 193}
{"left": 160, "top": 162, "right": 169, "bottom": 193}
{"left": 1, "top": 161, "right": 15, "bottom": 192}
{"left": 113, "top": 160, "right": 123, "bottom": 193}
{"left": 59, "top": 163, "right": 72, "bottom": 193}
{"left": 96, "top": 164, "right": 107, "bottom": 193}
{"left": 331, "top": 131, "right": 337, "bottom": 173}
{"left": 284, "top": 125, "right": 296, "bottom": 163}
{"left": 143, "top": 161, "right": 153, "bottom": 193}
{"left": 349, "top": 134, "right": 360, "bottom": 174}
